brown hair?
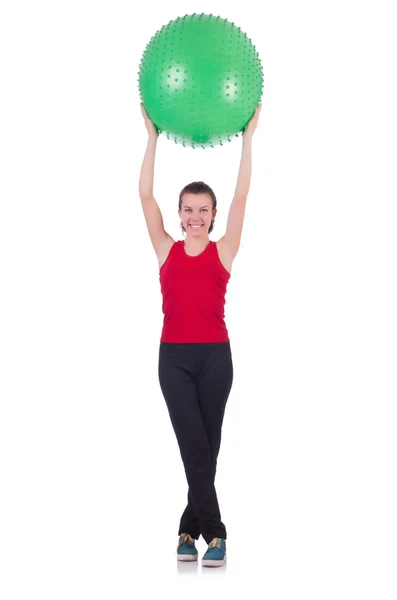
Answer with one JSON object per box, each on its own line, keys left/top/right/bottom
{"left": 178, "top": 181, "right": 217, "bottom": 234}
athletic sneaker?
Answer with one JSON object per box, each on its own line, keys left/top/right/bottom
{"left": 176, "top": 533, "right": 198, "bottom": 561}
{"left": 202, "top": 537, "right": 226, "bottom": 567}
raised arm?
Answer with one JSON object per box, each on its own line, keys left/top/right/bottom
{"left": 221, "top": 104, "right": 262, "bottom": 258}
{"left": 139, "top": 105, "right": 158, "bottom": 199}
{"left": 139, "top": 104, "right": 173, "bottom": 254}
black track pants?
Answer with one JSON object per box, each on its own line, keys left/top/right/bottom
{"left": 158, "top": 342, "right": 233, "bottom": 544}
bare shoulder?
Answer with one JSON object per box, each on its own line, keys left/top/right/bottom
{"left": 215, "top": 235, "right": 239, "bottom": 274}
{"left": 157, "top": 233, "right": 176, "bottom": 269}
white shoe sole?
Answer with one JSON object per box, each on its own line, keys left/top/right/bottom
{"left": 202, "top": 555, "right": 227, "bottom": 567}
{"left": 177, "top": 554, "right": 198, "bottom": 561}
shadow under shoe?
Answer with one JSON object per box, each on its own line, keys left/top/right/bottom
{"left": 177, "top": 533, "right": 198, "bottom": 562}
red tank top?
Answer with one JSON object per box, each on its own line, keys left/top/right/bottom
{"left": 159, "top": 240, "right": 231, "bottom": 343}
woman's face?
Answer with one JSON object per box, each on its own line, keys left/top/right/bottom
{"left": 178, "top": 193, "right": 216, "bottom": 236}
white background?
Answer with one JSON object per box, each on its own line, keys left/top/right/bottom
{"left": 1, "top": 0, "right": 396, "bottom": 597}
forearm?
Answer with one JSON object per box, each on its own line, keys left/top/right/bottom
{"left": 233, "top": 135, "right": 253, "bottom": 199}
{"left": 139, "top": 135, "right": 158, "bottom": 198}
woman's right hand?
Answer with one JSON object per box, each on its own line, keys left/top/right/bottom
{"left": 140, "top": 103, "right": 159, "bottom": 139}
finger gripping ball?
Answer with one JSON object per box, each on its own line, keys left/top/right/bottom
{"left": 138, "top": 13, "right": 263, "bottom": 149}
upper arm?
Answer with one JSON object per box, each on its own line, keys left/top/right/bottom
{"left": 140, "top": 195, "right": 174, "bottom": 254}
{"left": 222, "top": 195, "right": 248, "bottom": 258}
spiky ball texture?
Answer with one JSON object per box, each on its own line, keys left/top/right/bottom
{"left": 138, "top": 13, "right": 263, "bottom": 149}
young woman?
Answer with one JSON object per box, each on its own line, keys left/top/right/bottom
{"left": 139, "top": 103, "right": 261, "bottom": 567}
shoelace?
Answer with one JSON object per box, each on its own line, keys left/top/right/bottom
{"left": 208, "top": 537, "right": 222, "bottom": 549}
{"left": 177, "top": 533, "right": 195, "bottom": 550}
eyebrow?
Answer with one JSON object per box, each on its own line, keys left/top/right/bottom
{"left": 184, "top": 205, "right": 209, "bottom": 208}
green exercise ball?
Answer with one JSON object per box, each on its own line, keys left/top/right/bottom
{"left": 138, "top": 13, "right": 263, "bottom": 148}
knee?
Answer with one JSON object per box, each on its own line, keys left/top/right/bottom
{"left": 183, "top": 444, "right": 211, "bottom": 469}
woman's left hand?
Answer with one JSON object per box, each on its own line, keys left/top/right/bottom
{"left": 243, "top": 103, "right": 262, "bottom": 138}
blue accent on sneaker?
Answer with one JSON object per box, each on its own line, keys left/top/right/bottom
{"left": 177, "top": 533, "right": 198, "bottom": 562}
{"left": 202, "top": 537, "right": 226, "bottom": 567}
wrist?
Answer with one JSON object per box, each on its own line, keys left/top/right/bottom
{"left": 242, "top": 134, "right": 253, "bottom": 150}
{"left": 147, "top": 133, "right": 158, "bottom": 144}
{"left": 242, "top": 131, "right": 253, "bottom": 142}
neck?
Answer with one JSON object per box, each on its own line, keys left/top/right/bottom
{"left": 184, "top": 236, "right": 210, "bottom": 248}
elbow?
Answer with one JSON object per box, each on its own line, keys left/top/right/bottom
{"left": 140, "top": 192, "right": 154, "bottom": 203}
